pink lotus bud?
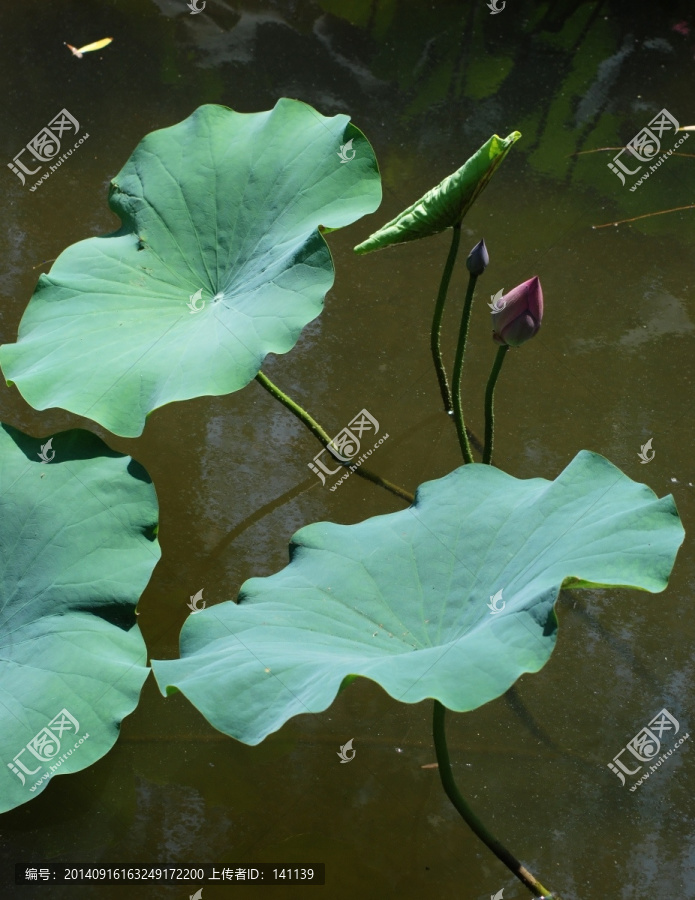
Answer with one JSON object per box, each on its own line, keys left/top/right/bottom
{"left": 491, "top": 276, "right": 543, "bottom": 347}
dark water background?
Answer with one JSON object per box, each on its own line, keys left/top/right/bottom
{"left": 1, "top": 0, "right": 694, "bottom": 897}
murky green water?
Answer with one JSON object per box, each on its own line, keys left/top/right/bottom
{"left": 1, "top": 1, "right": 694, "bottom": 897}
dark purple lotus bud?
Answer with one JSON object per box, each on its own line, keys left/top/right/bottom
{"left": 466, "top": 238, "right": 489, "bottom": 276}
{"left": 492, "top": 276, "right": 543, "bottom": 347}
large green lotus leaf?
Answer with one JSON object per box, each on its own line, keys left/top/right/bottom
{"left": 0, "top": 101, "right": 381, "bottom": 437}
{"left": 152, "top": 451, "right": 683, "bottom": 745}
{"left": 0, "top": 424, "right": 160, "bottom": 812}
{"left": 354, "top": 131, "right": 520, "bottom": 253}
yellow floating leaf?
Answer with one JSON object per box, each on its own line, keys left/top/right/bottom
{"left": 65, "top": 37, "right": 113, "bottom": 58}
{"left": 78, "top": 37, "right": 113, "bottom": 53}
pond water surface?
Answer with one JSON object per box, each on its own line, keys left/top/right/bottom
{"left": 1, "top": 1, "right": 694, "bottom": 898}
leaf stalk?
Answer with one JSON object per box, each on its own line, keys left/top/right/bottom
{"left": 431, "top": 224, "right": 462, "bottom": 412}
{"left": 452, "top": 271, "right": 478, "bottom": 464}
{"left": 254, "top": 371, "right": 414, "bottom": 503}
{"left": 432, "top": 700, "right": 558, "bottom": 898}
{"left": 483, "top": 345, "right": 509, "bottom": 465}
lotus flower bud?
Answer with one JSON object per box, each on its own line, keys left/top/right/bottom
{"left": 491, "top": 276, "right": 543, "bottom": 347}
{"left": 466, "top": 238, "right": 489, "bottom": 276}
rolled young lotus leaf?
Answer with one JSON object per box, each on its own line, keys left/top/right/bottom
{"left": 354, "top": 131, "right": 520, "bottom": 253}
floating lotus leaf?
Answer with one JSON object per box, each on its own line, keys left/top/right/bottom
{"left": 152, "top": 451, "right": 683, "bottom": 745}
{"left": 0, "top": 100, "right": 381, "bottom": 437}
{"left": 354, "top": 131, "right": 520, "bottom": 253}
{"left": 0, "top": 425, "right": 160, "bottom": 812}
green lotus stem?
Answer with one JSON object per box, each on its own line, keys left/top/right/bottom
{"left": 431, "top": 224, "right": 462, "bottom": 412}
{"left": 432, "top": 701, "right": 557, "bottom": 898}
{"left": 483, "top": 345, "right": 509, "bottom": 465}
{"left": 452, "top": 271, "right": 477, "bottom": 464}
{"left": 254, "top": 371, "right": 415, "bottom": 504}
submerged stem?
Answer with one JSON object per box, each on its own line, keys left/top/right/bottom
{"left": 483, "top": 344, "right": 509, "bottom": 465}
{"left": 432, "top": 700, "right": 556, "bottom": 898}
{"left": 431, "top": 224, "right": 462, "bottom": 412}
{"left": 452, "top": 272, "right": 477, "bottom": 464}
{"left": 254, "top": 371, "right": 414, "bottom": 503}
